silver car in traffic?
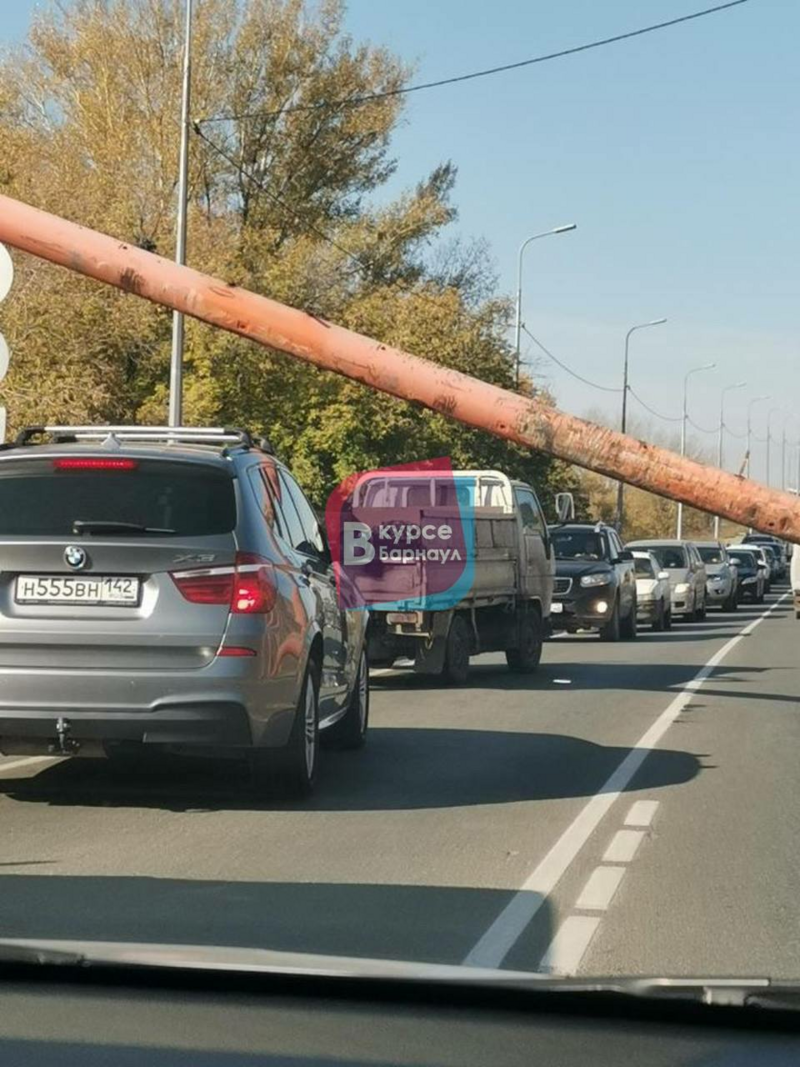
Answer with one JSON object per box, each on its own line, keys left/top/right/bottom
{"left": 625, "top": 539, "right": 707, "bottom": 621}
{"left": 632, "top": 550, "right": 672, "bottom": 631}
{"left": 0, "top": 426, "right": 369, "bottom": 796}
{"left": 694, "top": 541, "right": 738, "bottom": 612}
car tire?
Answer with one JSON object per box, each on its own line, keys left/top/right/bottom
{"left": 664, "top": 604, "right": 673, "bottom": 630}
{"left": 599, "top": 598, "right": 621, "bottom": 642}
{"left": 322, "top": 648, "right": 369, "bottom": 751}
{"left": 652, "top": 600, "right": 666, "bottom": 632}
{"left": 252, "top": 658, "right": 320, "bottom": 798}
{"left": 685, "top": 593, "right": 698, "bottom": 623}
{"left": 724, "top": 589, "right": 738, "bottom": 612}
{"left": 443, "top": 615, "right": 471, "bottom": 685}
{"left": 506, "top": 607, "right": 543, "bottom": 673}
{"left": 620, "top": 595, "right": 638, "bottom": 640}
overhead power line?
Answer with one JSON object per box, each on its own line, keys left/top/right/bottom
{"left": 686, "top": 414, "right": 720, "bottom": 435}
{"left": 196, "top": 0, "right": 752, "bottom": 125}
{"left": 522, "top": 326, "right": 622, "bottom": 393}
{"left": 193, "top": 123, "right": 369, "bottom": 272}
{"left": 628, "top": 386, "right": 683, "bottom": 423}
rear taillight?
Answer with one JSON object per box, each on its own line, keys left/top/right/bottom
{"left": 171, "top": 552, "right": 276, "bottom": 613}
{"left": 53, "top": 458, "right": 138, "bottom": 471}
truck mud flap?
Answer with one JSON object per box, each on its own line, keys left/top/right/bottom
{"left": 413, "top": 611, "right": 453, "bottom": 676}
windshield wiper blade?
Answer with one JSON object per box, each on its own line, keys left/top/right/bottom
{"left": 72, "top": 520, "right": 176, "bottom": 536}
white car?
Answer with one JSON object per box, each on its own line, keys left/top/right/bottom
{"left": 632, "top": 550, "right": 672, "bottom": 631}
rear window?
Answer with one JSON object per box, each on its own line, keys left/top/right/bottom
{"left": 639, "top": 545, "right": 687, "bottom": 569}
{"left": 729, "top": 551, "right": 755, "bottom": 567}
{"left": 698, "top": 546, "right": 724, "bottom": 564}
{"left": 0, "top": 459, "right": 236, "bottom": 536}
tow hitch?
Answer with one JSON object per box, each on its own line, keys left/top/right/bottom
{"left": 49, "top": 717, "right": 80, "bottom": 756}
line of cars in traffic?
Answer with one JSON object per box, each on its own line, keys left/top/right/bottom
{"left": 549, "top": 522, "right": 788, "bottom": 640}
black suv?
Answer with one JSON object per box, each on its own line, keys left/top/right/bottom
{"left": 548, "top": 522, "right": 637, "bottom": 640}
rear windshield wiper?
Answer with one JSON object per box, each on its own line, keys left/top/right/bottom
{"left": 72, "top": 520, "right": 176, "bottom": 536}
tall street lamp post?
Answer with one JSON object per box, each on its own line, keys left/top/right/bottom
{"left": 513, "top": 223, "right": 577, "bottom": 389}
{"left": 676, "top": 362, "right": 716, "bottom": 539}
{"left": 615, "top": 317, "right": 667, "bottom": 531}
{"left": 713, "top": 380, "right": 746, "bottom": 540}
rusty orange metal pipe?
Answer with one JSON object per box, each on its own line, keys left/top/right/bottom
{"left": 0, "top": 192, "right": 797, "bottom": 540}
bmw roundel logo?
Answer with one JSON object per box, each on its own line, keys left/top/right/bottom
{"left": 64, "top": 545, "right": 88, "bottom": 571}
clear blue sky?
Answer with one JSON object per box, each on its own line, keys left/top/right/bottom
{"left": 3, "top": 1, "right": 798, "bottom": 479}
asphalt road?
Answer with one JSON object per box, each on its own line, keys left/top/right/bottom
{"left": 0, "top": 582, "right": 797, "bottom": 980}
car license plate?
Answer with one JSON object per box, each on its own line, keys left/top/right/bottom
{"left": 15, "top": 575, "right": 140, "bottom": 606}
{"left": 551, "top": 601, "right": 563, "bottom": 613}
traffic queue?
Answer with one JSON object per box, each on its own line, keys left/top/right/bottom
{"left": 549, "top": 522, "right": 788, "bottom": 640}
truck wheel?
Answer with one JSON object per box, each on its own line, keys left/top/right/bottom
{"left": 443, "top": 615, "right": 471, "bottom": 685}
{"left": 252, "top": 658, "right": 320, "bottom": 797}
{"left": 322, "top": 648, "right": 369, "bottom": 751}
{"left": 620, "top": 596, "right": 638, "bottom": 640}
{"left": 599, "top": 598, "right": 621, "bottom": 642}
{"left": 506, "top": 609, "right": 543, "bottom": 673}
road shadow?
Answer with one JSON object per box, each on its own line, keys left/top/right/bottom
{"left": 0, "top": 873, "right": 554, "bottom": 969}
{"left": 0, "top": 726, "right": 702, "bottom": 813}
{"left": 371, "top": 659, "right": 769, "bottom": 696}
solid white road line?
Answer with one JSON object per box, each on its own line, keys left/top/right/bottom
{"left": 0, "top": 756, "right": 60, "bottom": 775}
{"left": 538, "top": 916, "right": 601, "bottom": 976}
{"left": 575, "top": 866, "right": 626, "bottom": 912}
{"left": 463, "top": 593, "right": 788, "bottom": 969}
{"left": 624, "top": 799, "right": 659, "bottom": 827}
{"left": 602, "top": 829, "right": 645, "bottom": 863}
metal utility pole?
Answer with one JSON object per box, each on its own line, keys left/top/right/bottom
{"left": 5, "top": 191, "right": 800, "bottom": 542}
{"left": 615, "top": 318, "right": 667, "bottom": 531}
{"left": 168, "top": 0, "right": 193, "bottom": 428}
{"left": 746, "top": 394, "right": 770, "bottom": 533}
{"left": 746, "top": 395, "right": 770, "bottom": 478}
{"left": 713, "top": 380, "right": 746, "bottom": 540}
{"left": 766, "top": 407, "right": 780, "bottom": 487}
{"left": 513, "top": 224, "right": 576, "bottom": 389}
{"left": 676, "top": 362, "right": 715, "bottom": 539}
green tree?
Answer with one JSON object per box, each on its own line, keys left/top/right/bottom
{"left": 0, "top": 0, "right": 574, "bottom": 509}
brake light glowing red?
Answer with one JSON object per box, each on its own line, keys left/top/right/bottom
{"left": 171, "top": 552, "right": 276, "bottom": 613}
{"left": 217, "top": 646, "right": 257, "bottom": 657}
{"left": 53, "top": 458, "right": 138, "bottom": 471}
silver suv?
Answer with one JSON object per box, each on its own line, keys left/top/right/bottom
{"left": 0, "top": 426, "right": 369, "bottom": 796}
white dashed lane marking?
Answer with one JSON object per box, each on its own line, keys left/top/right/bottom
{"left": 575, "top": 866, "right": 626, "bottom": 912}
{"left": 602, "top": 829, "right": 645, "bottom": 863}
{"left": 463, "top": 594, "right": 788, "bottom": 971}
{"left": 624, "top": 800, "right": 659, "bottom": 827}
{"left": 539, "top": 916, "right": 601, "bottom": 975}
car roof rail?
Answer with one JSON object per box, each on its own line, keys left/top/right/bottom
{"left": 10, "top": 425, "right": 273, "bottom": 452}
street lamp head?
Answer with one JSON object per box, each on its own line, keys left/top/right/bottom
{"left": 648, "top": 318, "right": 667, "bottom": 326}
{"left": 552, "top": 223, "right": 577, "bottom": 234}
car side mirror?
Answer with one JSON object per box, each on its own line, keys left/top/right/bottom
{"left": 554, "top": 492, "right": 575, "bottom": 523}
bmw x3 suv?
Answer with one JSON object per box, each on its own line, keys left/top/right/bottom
{"left": 0, "top": 425, "right": 369, "bottom": 796}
